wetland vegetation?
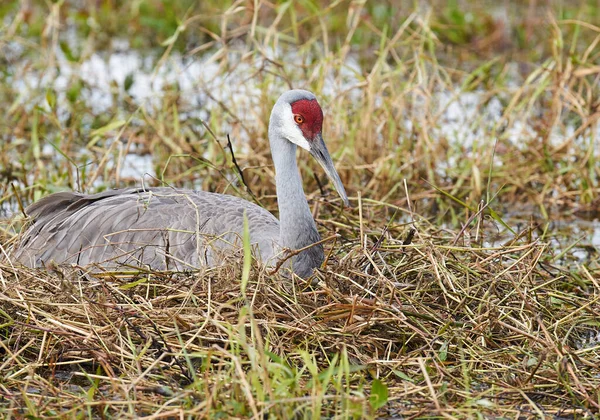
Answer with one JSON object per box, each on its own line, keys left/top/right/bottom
{"left": 0, "top": 0, "right": 599, "bottom": 418}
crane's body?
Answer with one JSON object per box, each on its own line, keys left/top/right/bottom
{"left": 13, "top": 90, "right": 348, "bottom": 277}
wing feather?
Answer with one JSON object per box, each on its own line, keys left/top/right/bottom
{"left": 13, "top": 187, "right": 280, "bottom": 270}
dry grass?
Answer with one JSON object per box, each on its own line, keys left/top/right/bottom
{"left": 1, "top": 0, "right": 599, "bottom": 418}
{"left": 1, "top": 225, "right": 599, "bottom": 417}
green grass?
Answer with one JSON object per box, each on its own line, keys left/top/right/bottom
{"left": 1, "top": 0, "right": 599, "bottom": 418}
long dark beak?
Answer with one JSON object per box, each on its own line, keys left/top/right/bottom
{"left": 309, "top": 133, "right": 350, "bottom": 207}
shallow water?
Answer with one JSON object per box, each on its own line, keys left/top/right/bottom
{"left": 6, "top": 38, "right": 599, "bottom": 149}
{"left": 484, "top": 213, "right": 600, "bottom": 264}
{"left": 2, "top": 40, "right": 599, "bottom": 261}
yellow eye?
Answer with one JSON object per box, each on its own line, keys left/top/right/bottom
{"left": 294, "top": 115, "right": 304, "bottom": 124}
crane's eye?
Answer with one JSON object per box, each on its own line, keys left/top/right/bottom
{"left": 294, "top": 115, "right": 304, "bottom": 124}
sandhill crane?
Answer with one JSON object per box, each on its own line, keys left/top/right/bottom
{"left": 13, "top": 90, "right": 349, "bottom": 278}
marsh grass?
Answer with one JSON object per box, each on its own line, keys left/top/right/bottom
{"left": 1, "top": 0, "right": 599, "bottom": 418}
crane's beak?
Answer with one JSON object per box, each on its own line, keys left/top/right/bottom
{"left": 309, "top": 133, "right": 350, "bottom": 207}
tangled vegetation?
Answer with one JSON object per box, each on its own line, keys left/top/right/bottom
{"left": 1, "top": 0, "right": 599, "bottom": 418}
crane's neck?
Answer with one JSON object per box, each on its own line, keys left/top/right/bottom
{"left": 270, "top": 135, "right": 320, "bottom": 252}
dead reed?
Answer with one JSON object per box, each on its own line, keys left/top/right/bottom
{"left": 1, "top": 0, "right": 599, "bottom": 418}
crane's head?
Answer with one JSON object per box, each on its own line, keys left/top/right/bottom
{"left": 270, "top": 89, "right": 350, "bottom": 207}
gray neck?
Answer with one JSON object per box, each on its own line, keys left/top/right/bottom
{"left": 270, "top": 135, "right": 320, "bottom": 250}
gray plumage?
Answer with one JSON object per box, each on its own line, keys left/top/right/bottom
{"left": 12, "top": 90, "right": 349, "bottom": 278}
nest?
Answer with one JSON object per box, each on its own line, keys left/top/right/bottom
{"left": 1, "top": 224, "right": 598, "bottom": 418}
